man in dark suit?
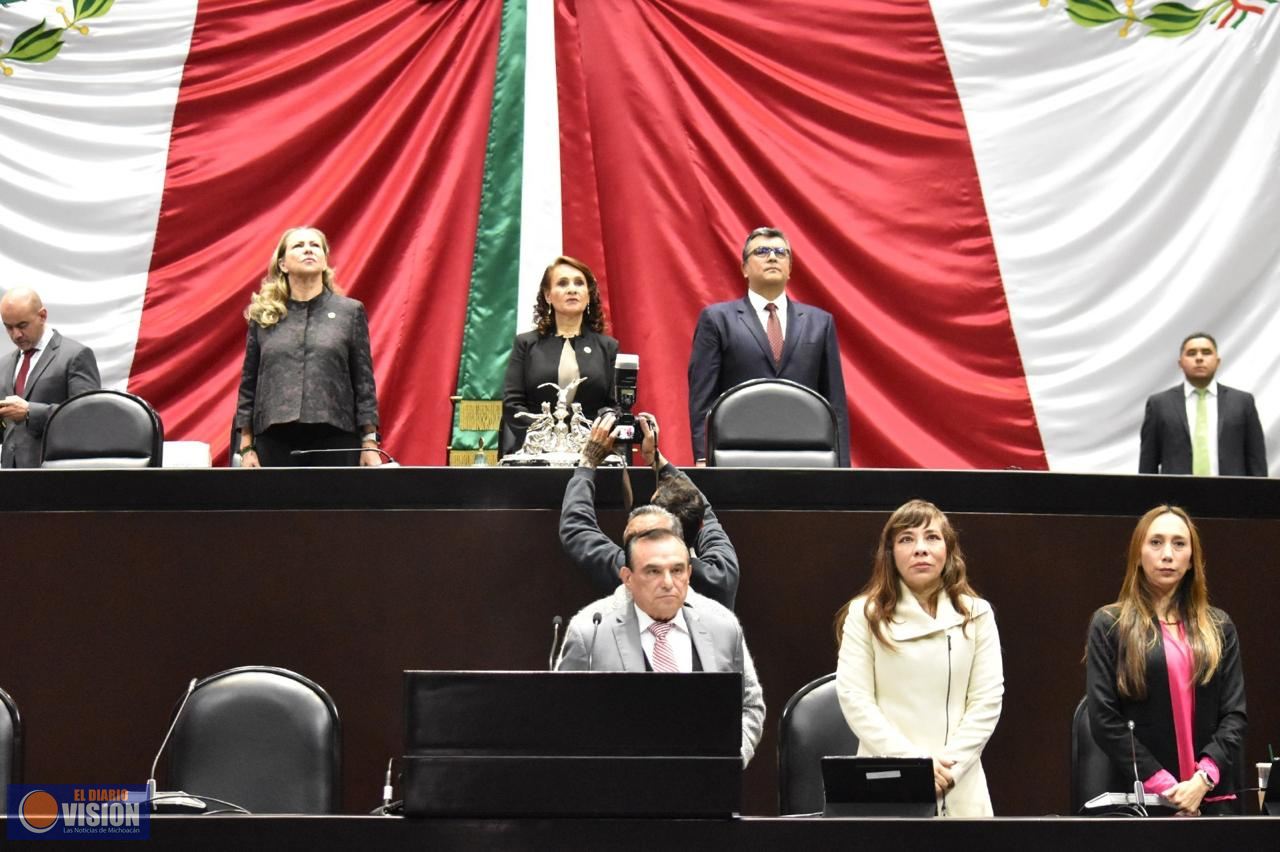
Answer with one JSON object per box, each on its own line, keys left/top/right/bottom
{"left": 557, "top": 527, "right": 765, "bottom": 766}
{"left": 1138, "top": 332, "right": 1267, "bottom": 476}
{"left": 687, "top": 226, "right": 849, "bottom": 465}
{"left": 0, "top": 287, "right": 101, "bottom": 468}
{"left": 560, "top": 411, "right": 739, "bottom": 607}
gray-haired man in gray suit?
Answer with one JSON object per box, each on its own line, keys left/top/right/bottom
{"left": 557, "top": 526, "right": 765, "bottom": 766}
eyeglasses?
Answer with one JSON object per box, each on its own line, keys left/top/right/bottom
{"left": 750, "top": 246, "right": 790, "bottom": 259}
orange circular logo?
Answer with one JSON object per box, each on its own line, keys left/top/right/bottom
{"left": 18, "top": 789, "right": 59, "bottom": 833}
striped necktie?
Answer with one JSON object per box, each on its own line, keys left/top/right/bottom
{"left": 648, "top": 621, "right": 679, "bottom": 673}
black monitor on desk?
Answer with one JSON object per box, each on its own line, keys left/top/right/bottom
{"left": 402, "top": 670, "right": 742, "bottom": 818}
{"left": 821, "top": 756, "right": 936, "bottom": 817}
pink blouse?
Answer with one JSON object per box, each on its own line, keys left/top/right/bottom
{"left": 1141, "top": 623, "right": 1232, "bottom": 803}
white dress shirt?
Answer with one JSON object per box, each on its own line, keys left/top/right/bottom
{"left": 746, "top": 289, "right": 788, "bottom": 340}
{"left": 1183, "top": 379, "right": 1219, "bottom": 476}
{"left": 634, "top": 604, "right": 694, "bottom": 672}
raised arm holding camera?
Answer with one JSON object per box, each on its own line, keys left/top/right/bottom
{"left": 559, "top": 411, "right": 740, "bottom": 608}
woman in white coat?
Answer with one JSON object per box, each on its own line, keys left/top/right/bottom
{"left": 835, "top": 499, "right": 1004, "bottom": 816}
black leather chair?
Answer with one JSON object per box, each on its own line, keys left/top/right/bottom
{"left": 778, "top": 673, "right": 859, "bottom": 815}
{"left": 705, "top": 379, "right": 839, "bottom": 467}
{"left": 166, "top": 667, "right": 341, "bottom": 814}
{"left": 1071, "top": 695, "right": 1247, "bottom": 815}
{"left": 1, "top": 686, "right": 22, "bottom": 807}
{"left": 40, "top": 389, "right": 164, "bottom": 468}
{"left": 1070, "top": 696, "right": 1113, "bottom": 814}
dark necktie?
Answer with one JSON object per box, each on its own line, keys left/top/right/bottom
{"left": 765, "top": 303, "right": 783, "bottom": 366}
{"left": 14, "top": 349, "right": 35, "bottom": 397}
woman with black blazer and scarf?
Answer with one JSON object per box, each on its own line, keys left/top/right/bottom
{"left": 1086, "top": 505, "right": 1247, "bottom": 815}
{"left": 502, "top": 256, "right": 618, "bottom": 455}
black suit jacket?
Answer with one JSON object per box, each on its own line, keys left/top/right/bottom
{"left": 0, "top": 330, "right": 101, "bottom": 468}
{"left": 502, "top": 329, "right": 618, "bottom": 454}
{"left": 687, "top": 296, "right": 849, "bottom": 465}
{"left": 1085, "top": 606, "right": 1247, "bottom": 796}
{"left": 1138, "top": 384, "right": 1267, "bottom": 476}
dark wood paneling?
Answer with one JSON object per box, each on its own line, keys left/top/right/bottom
{"left": 1, "top": 469, "right": 1276, "bottom": 817}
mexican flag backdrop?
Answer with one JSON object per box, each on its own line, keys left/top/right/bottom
{"left": 1, "top": 0, "right": 1276, "bottom": 470}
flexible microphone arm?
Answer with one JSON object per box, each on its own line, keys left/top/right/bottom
{"left": 548, "top": 615, "right": 563, "bottom": 670}
{"left": 1128, "top": 720, "right": 1148, "bottom": 817}
{"left": 148, "top": 678, "right": 205, "bottom": 811}
{"left": 290, "top": 447, "right": 398, "bottom": 464}
{"left": 587, "top": 612, "right": 603, "bottom": 670}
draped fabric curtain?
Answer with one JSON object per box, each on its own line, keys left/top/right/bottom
{"left": 128, "top": 0, "right": 502, "bottom": 464}
{"left": 556, "top": 0, "right": 1046, "bottom": 468}
{"left": 6, "top": 0, "right": 1275, "bottom": 469}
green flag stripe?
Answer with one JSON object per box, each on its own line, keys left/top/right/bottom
{"left": 452, "top": 0, "right": 527, "bottom": 454}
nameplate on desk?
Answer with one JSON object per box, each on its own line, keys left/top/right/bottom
{"left": 1084, "top": 791, "right": 1172, "bottom": 809}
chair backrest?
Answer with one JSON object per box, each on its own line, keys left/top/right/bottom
{"left": 705, "top": 379, "right": 839, "bottom": 468}
{"left": 0, "top": 686, "right": 22, "bottom": 801}
{"left": 778, "top": 673, "right": 860, "bottom": 815}
{"left": 40, "top": 389, "right": 164, "bottom": 468}
{"left": 1070, "top": 696, "right": 1114, "bottom": 814}
{"left": 167, "top": 666, "right": 341, "bottom": 814}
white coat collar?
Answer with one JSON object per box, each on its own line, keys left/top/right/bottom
{"left": 884, "top": 580, "right": 974, "bottom": 642}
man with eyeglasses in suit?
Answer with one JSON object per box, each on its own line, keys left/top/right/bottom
{"left": 687, "top": 226, "right": 849, "bottom": 465}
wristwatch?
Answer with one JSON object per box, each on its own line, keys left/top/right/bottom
{"left": 1194, "top": 769, "right": 1214, "bottom": 790}
{"left": 362, "top": 432, "right": 381, "bottom": 445}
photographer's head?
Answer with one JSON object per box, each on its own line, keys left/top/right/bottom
{"left": 652, "top": 475, "right": 705, "bottom": 547}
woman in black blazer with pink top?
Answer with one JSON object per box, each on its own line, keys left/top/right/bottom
{"left": 1085, "top": 505, "right": 1246, "bottom": 816}
{"left": 502, "top": 256, "right": 617, "bottom": 455}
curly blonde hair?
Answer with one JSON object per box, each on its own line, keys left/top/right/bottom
{"left": 246, "top": 226, "right": 341, "bottom": 328}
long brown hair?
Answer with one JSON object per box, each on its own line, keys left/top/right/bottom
{"left": 533, "top": 255, "right": 607, "bottom": 336}
{"left": 1105, "top": 505, "right": 1222, "bottom": 699}
{"left": 834, "top": 500, "right": 978, "bottom": 649}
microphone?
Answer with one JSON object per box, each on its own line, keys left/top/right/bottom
{"left": 1128, "top": 720, "right": 1148, "bottom": 816}
{"left": 587, "top": 612, "right": 603, "bottom": 670}
{"left": 147, "top": 678, "right": 206, "bottom": 812}
{"left": 382, "top": 757, "right": 395, "bottom": 815}
{"left": 548, "top": 615, "right": 563, "bottom": 670}
{"left": 289, "top": 447, "right": 399, "bottom": 465}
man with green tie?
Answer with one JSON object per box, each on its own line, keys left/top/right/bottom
{"left": 1139, "top": 333, "right": 1267, "bottom": 476}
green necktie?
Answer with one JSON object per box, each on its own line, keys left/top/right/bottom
{"left": 1192, "top": 388, "right": 1210, "bottom": 476}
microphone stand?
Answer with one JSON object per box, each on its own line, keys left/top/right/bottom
{"left": 289, "top": 447, "right": 399, "bottom": 465}
{"left": 147, "top": 679, "right": 206, "bottom": 812}
{"left": 587, "top": 612, "right": 603, "bottom": 670}
{"left": 1128, "top": 720, "right": 1148, "bottom": 817}
{"left": 548, "top": 615, "right": 563, "bottom": 670}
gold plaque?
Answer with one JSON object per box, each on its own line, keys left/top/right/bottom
{"left": 448, "top": 449, "right": 499, "bottom": 467}
{"left": 457, "top": 400, "right": 502, "bottom": 431}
